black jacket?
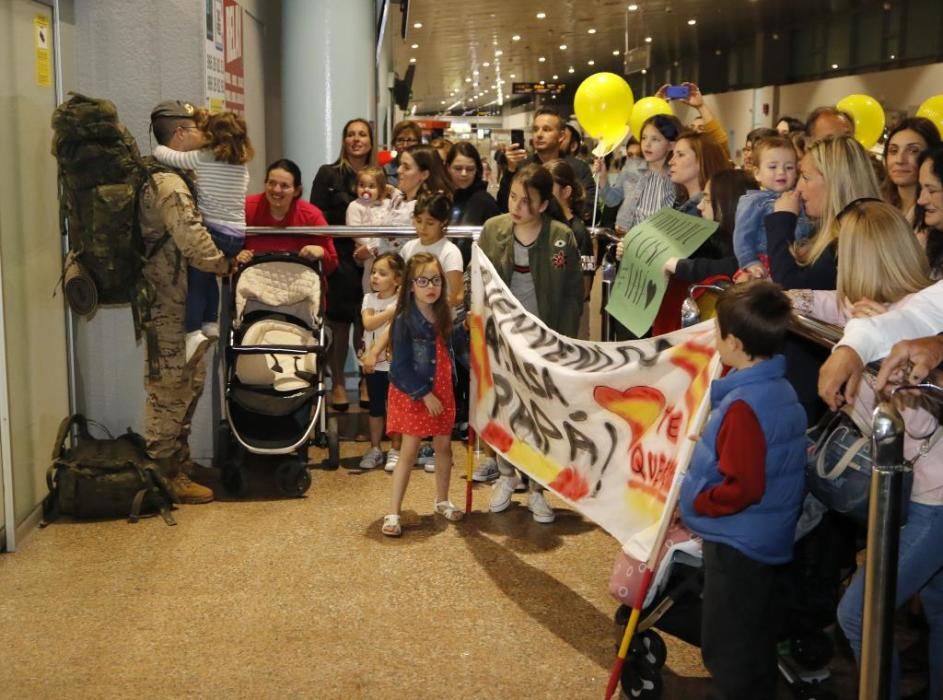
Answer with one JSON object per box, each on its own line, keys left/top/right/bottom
{"left": 496, "top": 153, "right": 596, "bottom": 220}
{"left": 766, "top": 211, "right": 837, "bottom": 290}
{"left": 451, "top": 180, "right": 500, "bottom": 267}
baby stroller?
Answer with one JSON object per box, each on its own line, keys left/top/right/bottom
{"left": 610, "top": 501, "right": 845, "bottom": 700}
{"left": 216, "top": 252, "right": 340, "bottom": 497}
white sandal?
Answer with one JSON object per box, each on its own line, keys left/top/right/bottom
{"left": 434, "top": 500, "right": 464, "bottom": 522}
{"left": 381, "top": 514, "right": 402, "bottom": 537}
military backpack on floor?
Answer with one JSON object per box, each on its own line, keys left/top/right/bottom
{"left": 42, "top": 415, "right": 178, "bottom": 526}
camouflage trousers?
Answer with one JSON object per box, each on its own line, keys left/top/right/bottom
{"left": 144, "top": 296, "right": 208, "bottom": 477}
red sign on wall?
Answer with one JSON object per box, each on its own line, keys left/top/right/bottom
{"left": 224, "top": 0, "right": 244, "bottom": 116}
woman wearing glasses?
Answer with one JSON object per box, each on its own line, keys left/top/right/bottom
{"left": 310, "top": 118, "right": 376, "bottom": 410}
{"left": 384, "top": 120, "right": 423, "bottom": 187}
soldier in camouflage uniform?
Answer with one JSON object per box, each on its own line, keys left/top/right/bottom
{"left": 141, "top": 100, "right": 230, "bottom": 503}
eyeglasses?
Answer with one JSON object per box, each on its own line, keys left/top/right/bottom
{"left": 836, "top": 196, "right": 883, "bottom": 221}
{"left": 395, "top": 137, "right": 419, "bottom": 146}
{"left": 413, "top": 275, "right": 443, "bottom": 288}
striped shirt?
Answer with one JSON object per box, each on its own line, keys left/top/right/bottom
{"left": 152, "top": 146, "right": 249, "bottom": 230}
{"left": 618, "top": 167, "right": 676, "bottom": 231}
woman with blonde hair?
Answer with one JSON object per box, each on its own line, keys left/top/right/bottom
{"left": 768, "top": 134, "right": 881, "bottom": 289}
{"left": 791, "top": 201, "right": 942, "bottom": 700}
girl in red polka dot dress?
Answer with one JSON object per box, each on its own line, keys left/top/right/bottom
{"left": 381, "top": 252, "right": 462, "bottom": 537}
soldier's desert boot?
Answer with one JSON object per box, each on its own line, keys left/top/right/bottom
{"left": 170, "top": 473, "right": 214, "bottom": 504}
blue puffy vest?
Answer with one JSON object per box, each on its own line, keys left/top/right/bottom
{"left": 680, "top": 355, "right": 807, "bottom": 565}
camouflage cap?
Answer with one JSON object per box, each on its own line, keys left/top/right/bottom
{"left": 150, "top": 100, "right": 197, "bottom": 122}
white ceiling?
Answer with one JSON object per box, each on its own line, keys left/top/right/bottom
{"left": 391, "top": 0, "right": 793, "bottom": 114}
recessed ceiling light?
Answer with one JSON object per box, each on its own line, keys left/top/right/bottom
{"left": 540, "top": 80, "right": 546, "bottom": 85}
{"left": 411, "top": 43, "right": 419, "bottom": 49}
{"left": 641, "top": 68, "right": 647, "bottom": 74}
{"left": 772, "top": 33, "right": 780, "bottom": 40}
{"left": 483, "top": 61, "right": 491, "bottom": 67}
{"left": 495, "top": 49, "right": 503, "bottom": 56}
{"left": 715, "top": 49, "right": 722, "bottom": 55}
{"left": 560, "top": 44, "right": 568, "bottom": 50}
{"left": 613, "top": 49, "right": 620, "bottom": 55}
{"left": 473, "top": 82, "right": 479, "bottom": 87}
{"left": 473, "top": 69, "right": 479, "bottom": 75}
{"left": 536, "top": 12, "right": 546, "bottom": 19}
{"left": 538, "top": 56, "right": 546, "bottom": 62}
{"left": 465, "top": 77, "right": 472, "bottom": 82}
{"left": 512, "top": 34, "right": 521, "bottom": 41}
{"left": 568, "top": 66, "right": 575, "bottom": 73}
{"left": 588, "top": 60, "right": 595, "bottom": 65}
{"left": 645, "top": 36, "right": 653, "bottom": 43}
{"left": 832, "top": 63, "right": 839, "bottom": 69}
{"left": 552, "top": 74, "right": 559, "bottom": 79}
{"left": 413, "top": 22, "right": 422, "bottom": 28}
{"left": 510, "top": 73, "right": 516, "bottom": 78}
{"left": 441, "top": 100, "right": 446, "bottom": 105}
{"left": 588, "top": 28, "right": 597, "bottom": 34}
{"left": 687, "top": 19, "right": 696, "bottom": 25}
{"left": 409, "top": 57, "right": 416, "bottom": 63}
{"left": 628, "top": 3, "right": 639, "bottom": 10}
{"left": 890, "top": 53, "right": 896, "bottom": 59}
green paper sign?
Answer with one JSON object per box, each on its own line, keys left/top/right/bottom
{"left": 605, "top": 208, "right": 719, "bottom": 336}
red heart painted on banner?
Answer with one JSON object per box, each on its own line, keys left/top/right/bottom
{"left": 594, "top": 385, "right": 666, "bottom": 446}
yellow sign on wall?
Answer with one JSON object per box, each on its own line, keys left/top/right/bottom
{"left": 34, "top": 15, "right": 50, "bottom": 88}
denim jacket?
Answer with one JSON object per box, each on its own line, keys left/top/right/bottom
{"left": 733, "top": 190, "right": 814, "bottom": 269}
{"left": 389, "top": 300, "right": 453, "bottom": 401}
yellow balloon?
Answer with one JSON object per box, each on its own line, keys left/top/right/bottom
{"left": 916, "top": 95, "right": 943, "bottom": 136}
{"left": 574, "top": 73, "right": 634, "bottom": 139}
{"left": 836, "top": 94, "right": 886, "bottom": 149}
{"left": 629, "top": 97, "right": 673, "bottom": 142}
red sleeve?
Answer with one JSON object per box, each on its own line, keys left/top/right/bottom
{"left": 693, "top": 400, "right": 767, "bottom": 517}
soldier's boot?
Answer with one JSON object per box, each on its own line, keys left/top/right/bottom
{"left": 169, "top": 472, "right": 214, "bottom": 504}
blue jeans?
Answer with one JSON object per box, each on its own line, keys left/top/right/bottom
{"left": 185, "top": 224, "right": 243, "bottom": 333}
{"left": 837, "top": 501, "right": 943, "bottom": 699}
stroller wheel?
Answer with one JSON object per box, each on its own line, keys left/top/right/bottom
{"left": 631, "top": 631, "right": 668, "bottom": 670}
{"left": 324, "top": 417, "right": 340, "bottom": 469}
{"left": 221, "top": 464, "right": 246, "bottom": 497}
{"left": 620, "top": 656, "right": 662, "bottom": 700}
{"left": 276, "top": 460, "right": 311, "bottom": 497}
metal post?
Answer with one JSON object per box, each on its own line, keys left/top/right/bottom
{"left": 859, "top": 402, "right": 906, "bottom": 700}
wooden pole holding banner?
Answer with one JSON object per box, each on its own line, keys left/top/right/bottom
{"left": 465, "top": 426, "right": 475, "bottom": 513}
{"left": 604, "top": 357, "right": 721, "bottom": 700}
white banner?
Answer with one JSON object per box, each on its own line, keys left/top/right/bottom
{"left": 469, "top": 247, "right": 720, "bottom": 557}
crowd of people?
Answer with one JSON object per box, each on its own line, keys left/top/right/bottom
{"left": 139, "top": 85, "right": 943, "bottom": 698}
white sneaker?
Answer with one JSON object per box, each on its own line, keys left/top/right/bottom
{"left": 185, "top": 330, "right": 212, "bottom": 365}
{"left": 384, "top": 448, "right": 400, "bottom": 473}
{"left": 490, "top": 475, "right": 520, "bottom": 513}
{"left": 527, "top": 490, "right": 556, "bottom": 524}
{"left": 472, "top": 457, "right": 499, "bottom": 482}
{"left": 359, "top": 447, "right": 384, "bottom": 470}
{"left": 201, "top": 321, "right": 220, "bottom": 339}
{"left": 417, "top": 444, "right": 435, "bottom": 466}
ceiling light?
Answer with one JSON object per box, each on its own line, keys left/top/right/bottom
{"left": 628, "top": 3, "right": 639, "bottom": 10}
{"left": 641, "top": 69, "right": 647, "bottom": 74}
{"left": 473, "top": 69, "right": 479, "bottom": 75}
{"left": 687, "top": 19, "right": 696, "bottom": 25}
{"left": 540, "top": 80, "right": 546, "bottom": 85}
{"left": 613, "top": 49, "right": 620, "bottom": 55}
{"left": 588, "top": 60, "right": 595, "bottom": 66}
{"left": 441, "top": 100, "right": 446, "bottom": 105}
{"left": 512, "top": 34, "right": 521, "bottom": 41}
{"left": 411, "top": 43, "right": 419, "bottom": 49}
{"left": 715, "top": 49, "right": 722, "bottom": 55}
{"left": 568, "top": 66, "right": 575, "bottom": 73}
{"left": 495, "top": 49, "right": 503, "bottom": 56}
{"left": 832, "top": 63, "right": 839, "bottom": 69}
{"left": 510, "top": 73, "right": 516, "bottom": 78}
{"left": 890, "top": 53, "right": 896, "bottom": 59}
{"left": 473, "top": 82, "right": 479, "bottom": 87}
{"left": 409, "top": 57, "right": 416, "bottom": 63}
{"left": 645, "top": 36, "right": 652, "bottom": 43}
{"left": 536, "top": 12, "right": 546, "bottom": 19}
{"left": 465, "top": 77, "right": 472, "bottom": 82}
{"left": 413, "top": 22, "right": 422, "bottom": 28}
{"left": 483, "top": 61, "right": 491, "bottom": 67}
{"left": 538, "top": 56, "right": 546, "bottom": 62}
{"left": 560, "top": 44, "right": 568, "bottom": 50}
{"left": 552, "top": 74, "right": 558, "bottom": 79}
{"left": 588, "top": 28, "right": 597, "bottom": 34}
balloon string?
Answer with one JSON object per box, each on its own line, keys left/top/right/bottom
{"left": 591, "top": 168, "right": 601, "bottom": 233}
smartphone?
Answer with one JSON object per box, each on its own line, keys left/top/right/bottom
{"left": 665, "top": 85, "right": 690, "bottom": 100}
{"left": 510, "top": 129, "right": 525, "bottom": 147}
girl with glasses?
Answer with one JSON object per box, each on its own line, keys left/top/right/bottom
{"left": 381, "top": 252, "right": 462, "bottom": 537}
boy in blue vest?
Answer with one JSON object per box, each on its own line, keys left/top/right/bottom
{"left": 680, "top": 280, "right": 807, "bottom": 700}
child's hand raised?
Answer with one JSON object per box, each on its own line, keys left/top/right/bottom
{"left": 422, "top": 393, "right": 443, "bottom": 416}
{"left": 774, "top": 190, "right": 801, "bottom": 215}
